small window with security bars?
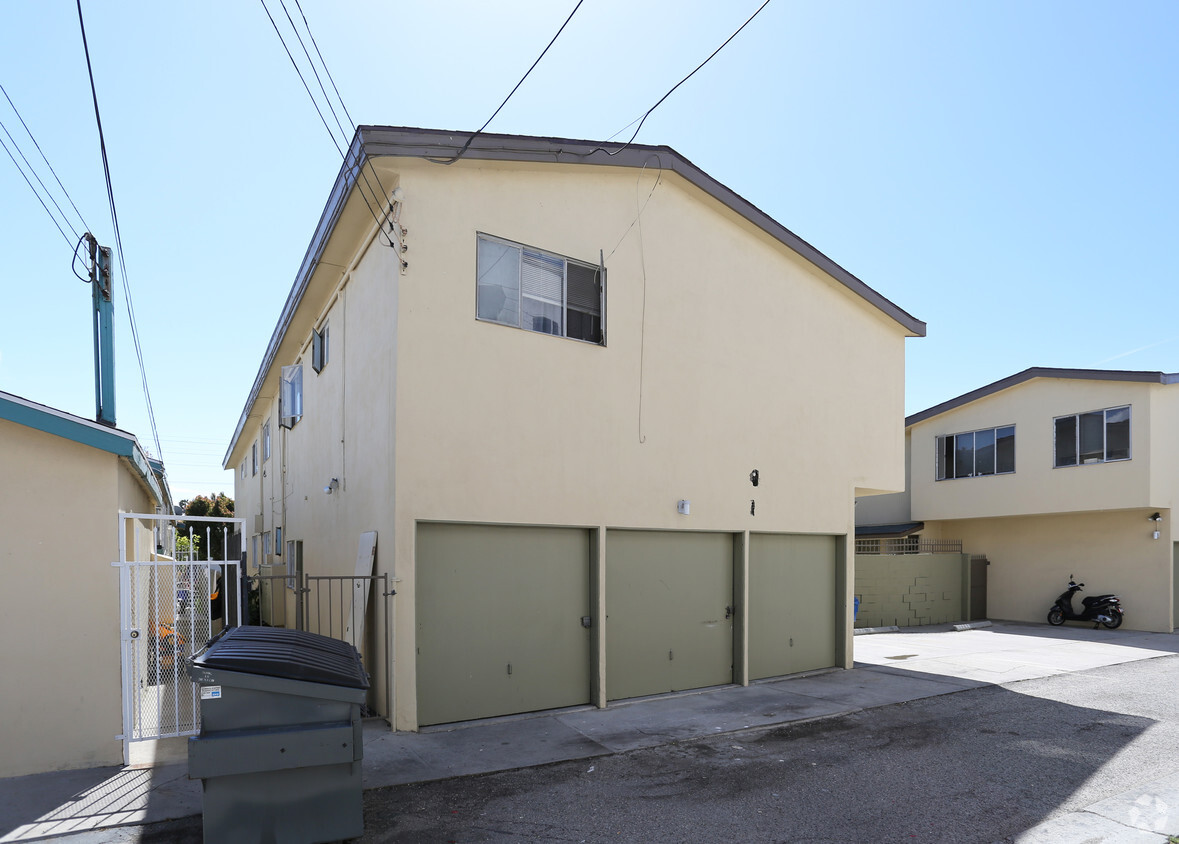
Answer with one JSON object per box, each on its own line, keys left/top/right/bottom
{"left": 475, "top": 233, "right": 604, "bottom": 344}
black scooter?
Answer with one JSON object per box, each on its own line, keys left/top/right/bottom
{"left": 1047, "top": 576, "right": 1123, "bottom": 629}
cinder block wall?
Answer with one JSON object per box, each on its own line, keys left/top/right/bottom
{"left": 854, "top": 553, "right": 968, "bottom": 628}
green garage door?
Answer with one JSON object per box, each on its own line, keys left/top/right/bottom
{"left": 416, "top": 523, "right": 592, "bottom": 725}
{"left": 748, "top": 533, "right": 837, "bottom": 680}
{"left": 606, "top": 530, "right": 734, "bottom": 701}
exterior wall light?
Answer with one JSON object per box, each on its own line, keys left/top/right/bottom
{"left": 677, "top": 499, "right": 690, "bottom": 515}
{"left": 1149, "top": 512, "right": 1162, "bottom": 539}
{"left": 325, "top": 478, "right": 340, "bottom": 495}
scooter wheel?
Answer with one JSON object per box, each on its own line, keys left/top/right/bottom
{"left": 1101, "top": 609, "right": 1123, "bottom": 630}
{"left": 1047, "top": 607, "right": 1065, "bottom": 626}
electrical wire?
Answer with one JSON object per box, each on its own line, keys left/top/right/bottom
{"left": 1, "top": 82, "right": 93, "bottom": 236}
{"left": 292, "top": 0, "right": 355, "bottom": 129}
{"left": 0, "top": 115, "right": 81, "bottom": 243}
{"left": 259, "top": 0, "right": 394, "bottom": 246}
{"left": 0, "top": 130, "right": 77, "bottom": 250}
{"left": 77, "top": 0, "right": 163, "bottom": 461}
{"left": 429, "top": 0, "right": 586, "bottom": 165}
{"left": 586, "top": 0, "right": 774, "bottom": 158}
{"left": 287, "top": 0, "right": 395, "bottom": 219}
{"left": 278, "top": 0, "right": 350, "bottom": 149}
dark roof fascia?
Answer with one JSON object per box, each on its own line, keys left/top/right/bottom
{"left": 360, "top": 127, "right": 927, "bottom": 339}
{"left": 0, "top": 390, "right": 165, "bottom": 505}
{"left": 224, "top": 126, "right": 927, "bottom": 464}
{"left": 906, "top": 367, "right": 1179, "bottom": 427}
{"left": 855, "top": 521, "right": 925, "bottom": 538}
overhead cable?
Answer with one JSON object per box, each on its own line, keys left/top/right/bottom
{"left": 1, "top": 82, "right": 93, "bottom": 236}
{"left": 259, "top": 0, "right": 394, "bottom": 245}
{"left": 77, "top": 0, "right": 164, "bottom": 461}
{"left": 0, "top": 130, "right": 78, "bottom": 250}
{"left": 430, "top": 0, "right": 586, "bottom": 165}
{"left": 590, "top": 0, "right": 774, "bottom": 158}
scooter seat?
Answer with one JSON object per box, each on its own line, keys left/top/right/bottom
{"left": 1082, "top": 594, "right": 1116, "bottom": 606}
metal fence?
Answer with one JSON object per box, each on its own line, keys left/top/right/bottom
{"left": 115, "top": 513, "right": 243, "bottom": 764}
{"left": 855, "top": 537, "right": 964, "bottom": 555}
{"left": 247, "top": 571, "right": 392, "bottom": 716}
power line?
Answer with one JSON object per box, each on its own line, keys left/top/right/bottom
{"left": 292, "top": 0, "right": 355, "bottom": 129}
{"left": 430, "top": 0, "right": 586, "bottom": 166}
{"left": 259, "top": 0, "right": 394, "bottom": 245}
{"left": 76, "top": 0, "right": 163, "bottom": 461}
{"left": 278, "top": 0, "right": 351, "bottom": 149}
{"left": 1, "top": 82, "right": 93, "bottom": 236}
{"left": 0, "top": 130, "right": 77, "bottom": 250}
{"left": 591, "top": 0, "right": 774, "bottom": 158}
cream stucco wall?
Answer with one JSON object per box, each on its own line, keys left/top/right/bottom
{"left": 855, "top": 431, "right": 913, "bottom": 526}
{"left": 231, "top": 154, "right": 916, "bottom": 730}
{"left": 0, "top": 419, "right": 158, "bottom": 777}
{"left": 925, "top": 510, "right": 1172, "bottom": 632}
{"left": 385, "top": 159, "right": 911, "bottom": 727}
{"left": 911, "top": 378, "right": 1161, "bottom": 521}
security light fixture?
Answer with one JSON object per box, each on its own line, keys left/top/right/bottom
{"left": 325, "top": 478, "right": 339, "bottom": 495}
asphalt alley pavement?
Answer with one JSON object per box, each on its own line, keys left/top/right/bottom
{"left": 2, "top": 621, "right": 1177, "bottom": 842}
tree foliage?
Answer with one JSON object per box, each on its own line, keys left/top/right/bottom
{"left": 176, "top": 492, "right": 235, "bottom": 561}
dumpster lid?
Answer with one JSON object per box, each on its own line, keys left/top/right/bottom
{"left": 192, "top": 626, "right": 369, "bottom": 689}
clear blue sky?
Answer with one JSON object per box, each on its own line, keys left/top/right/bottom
{"left": 2, "top": 1, "right": 1177, "bottom": 502}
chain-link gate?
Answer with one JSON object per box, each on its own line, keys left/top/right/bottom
{"left": 114, "top": 512, "right": 243, "bottom": 765}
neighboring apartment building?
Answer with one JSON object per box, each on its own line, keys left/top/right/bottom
{"left": 224, "top": 126, "right": 925, "bottom": 731}
{"left": 857, "top": 368, "right": 1179, "bottom": 632}
{"left": 0, "top": 390, "right": 170, "bottom": 777}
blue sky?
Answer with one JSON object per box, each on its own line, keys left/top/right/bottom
{"left": 2, "top": 1, "right": 1177, "bottom": 502}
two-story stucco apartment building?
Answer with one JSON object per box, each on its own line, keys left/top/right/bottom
{"left": 857, "top": 367, "right": 1179, "bottom": 632}
{"left": 225, "top": 126, "right": 925, "bottom": 731}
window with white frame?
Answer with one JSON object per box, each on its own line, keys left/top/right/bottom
{"left": 240, "top": 459, "right": 246, "bottom": 480}
{"left": 280, "top": 364, "right": 303, "bottom": 428}
{"left": 251, "top": 441, "right": 258, "bottom": 476}
{"left": 476, "top": 233, "right": 604, "bottom": 344}
{"left": 1054, "top": 405, "right": 1130, "bottom": 467}
{"left": 936, "top": 426, "right": 1015, "bottom": 480}
{"left": 262, "top": 420, "right": 271, "bottom": 462}
{"left": 313, "top": 324, "right": 329, "bottom": 373}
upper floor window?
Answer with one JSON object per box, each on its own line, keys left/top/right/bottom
{"left": 240, "top": 460, "right": 246, "bottom": 480}
{"left": 476, "top": 233, "right": 604, "bottom": 344}
{"left": 280, "top": 364, "right": 303, "bottom": 429}
{"left": 262, "top": 420, "right": 271, "bottom": 462}
{"left": 936, "top": 426, "right": 1015, "bottom": 480}
{"left": 251, "top": 441, "right": 258, "bottom": 476}
{"left": 1054, "top": 405, "right": 1130, "bottom": 467}
{"left": 312, "top": 324, "right": 329, "bottom": 373}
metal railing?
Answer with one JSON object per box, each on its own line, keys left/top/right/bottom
{"left": 246, "top": 571, "right": 393, "bottom": 717}
{"left": 855, "top": 537, "right": 963, "bottom": 555}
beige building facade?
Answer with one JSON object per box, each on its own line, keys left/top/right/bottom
{"left": 0, "top": 391, "right": 168, "bottom": 777}
{"left": 859, "top": 368, "right": 1179, "bottom": 632}
{"left": 225, "top": 127, "right": 924, "bottom": 731}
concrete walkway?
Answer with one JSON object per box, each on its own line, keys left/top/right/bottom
{"left": 3, "top": 622, "right": 1177, "bottom": 843}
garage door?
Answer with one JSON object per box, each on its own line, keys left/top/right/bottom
{"left": 416, "top": 523, "right": 592, "bottom": 725}
{"left": 606, "top": 530, "right": 733, "bottom": 701}
{"left": 748, "top": 533, "right": 837, "bottom": 680}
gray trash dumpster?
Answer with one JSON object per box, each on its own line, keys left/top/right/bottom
{"left": 187, "top": 626, "right": 370, "bottom": 844}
